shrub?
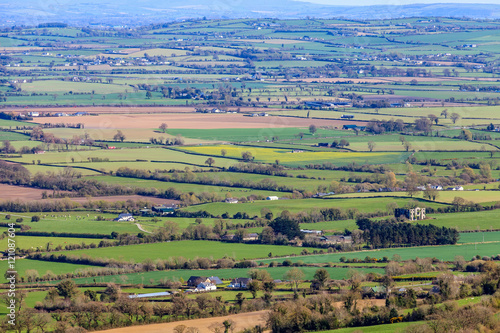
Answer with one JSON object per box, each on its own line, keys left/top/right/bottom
{"left": 16, "top": 218, "right": 23, "bottom": 223}
{"left": 31, "top": 215, "right": 40, "bottom": 222}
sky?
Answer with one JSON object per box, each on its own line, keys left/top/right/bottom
{"left": 300, "top": 0, "right": 500, "bottom": 5}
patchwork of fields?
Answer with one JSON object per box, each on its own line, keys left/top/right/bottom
{"left": 1, "top": 16, "right": 500, "bottom": 333}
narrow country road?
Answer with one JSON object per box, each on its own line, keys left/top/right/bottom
{"left": 135, "top": 223, "right": 152, "bottom": 233}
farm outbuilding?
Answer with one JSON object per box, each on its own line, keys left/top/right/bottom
{"left": 128, "top": 291, "right": 171, "bottom": 299}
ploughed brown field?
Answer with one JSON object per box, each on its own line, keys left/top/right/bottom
{"left": 99, "top": 310, "right": 269, "bottom": 333}
{"left": 0, "top": 184, "right": 178, "bottom": 205}
{"left": 98, "top": 299, "right": 387, "bottom": 333}
{"left": 0, "top": 184, "right": 50, "bottom": 201}
{"left": 25, "top": 113, "right": 362, "bottom": 129}
{"left": 289, "top": 76, "right": 500, "bottom": 83}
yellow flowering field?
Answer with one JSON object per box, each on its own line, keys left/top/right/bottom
{"left": 182, "top": 145, "right": 409, "bottom": 167}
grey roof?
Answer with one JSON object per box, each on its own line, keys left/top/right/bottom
{"left": 208, "top": 276, "right": 223, "bottom": 285}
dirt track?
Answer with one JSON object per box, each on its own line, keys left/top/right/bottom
{"left": 98, "top": 310, "right": 268, "bottom": 333}
{"left": 26, "top": 113, "right": 361, "bottom": 130}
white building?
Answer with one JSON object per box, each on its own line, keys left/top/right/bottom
{"left": 266, "top": 196, "right": 279, "bottom": 201}
{"left": 196, "top": 282, "right": 216, "bottom": 291}
{"left": 114, "top": 213, "right": 134, "bottom": 222}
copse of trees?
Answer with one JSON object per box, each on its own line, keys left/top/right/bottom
{"left": 356, "top": 217, "right": 459, "bottom": 248}
{"left": 0, "top": 161, "right": 30, "bottom": 185}
{"left": 228, "top": 163, "right": 291, "bottom": 177}
{"left": 365, "top": 118, "right": 406, "bottom": 134}
{"left": 268, "top": 211, "right": 304, "bottom": 241}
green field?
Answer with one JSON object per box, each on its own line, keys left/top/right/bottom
{"left": 456, "top": 231, "right": 500, "bottom": 243}
{"left": 180, "top": 197, "right": 448, "bottom": 216}
{"left": 329, "top": 190, "right": 500, "bottom": 204}
{"left": 0, "top": 212, "right": 142, "bottom": 235}
{"left": 0, "top": 131, "right": 30, "bottom": 141}
{"left": 90, "top": 174, "right": 285, "bottom": 197}
{"left": 344, "top": 134, "right": 491, "bottom": 152}
{"left": 0, "top": 119, "right": 33, "bottom": 127}
{"left": 0, "top": 235, "right": 105, "bottom": 251}
{"left": 166, "top": 127, "right": 354, "bottom": 142}
{"left": 54, "top": 240, "right": 317, "bottom": 262}
{"left": 260, "top": 242, "right": 500, "bottom": 264}
{"left": 97, "top": 169, "right": 330, "bottom": 192}
{"left": 21, "top": 163, "right": 102, "bottom": 176}
{"left": 413, "top": 151, "right": 496, "bottom": 162}
{"left": 3, "top": 16, "right": 500, "bottom": 333}
{"left": 427, "top": 210, "right": 500, "bottom": 231}
{"left": 319, "top": 322, "right": 415, "bottom": 333}
{"left": 0, "top": 259, "right": 93, "bottom": 283}
{"left": 7, "top": 147, "right": 236, "bottom": 168}
{"left": 21, "top": 80, "right": 130, "bottom": 94}
{"left": 0, "top": 290, "right": 48, "bottom": 316}
{"left": 68, "top": 160, "right": 214, "bottom": 173}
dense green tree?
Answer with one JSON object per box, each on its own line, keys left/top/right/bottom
{"left": 313, "top": 268, "right": 330, "bottom": 290}
{"left": 269, "top": 212, "right": 303, "bottom": 240}
{"left": 56, "top": 279, "right": 79, "bottom": 299}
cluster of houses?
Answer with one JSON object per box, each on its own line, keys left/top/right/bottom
{"left": 312, "top": 191, "right": 335, "bottom": 197}
{"left": 304, "top": 101, "right": 351, "bottom": 108}
{"left": 224, "top": 196, "right": 282, "bottom": 204}
{"left": 113, "top": 205, "right": 177, "bottom": 221}
{"left": 222, "top": 233, "right": 259, "bottom": 242}
{"left": 186, "top": 276, "right": 221, "bottom": 292}
{"left": 126, "top": 269, "right": 443, "bottom": 299}
{"left": 139, "top": 205, "right": 177, "bottom": 217}
{"left": 249, "top": 112, "right": 269, "bottom": 117}
{"left": 195, "top": 108, "right": 238, "bottom": 114}
{"left": 417, "top": 185, "right": 463, "bottom": 191}
{"left": 25, "top": 111, "right": 90, "bottom": 118}
{"left": 185, "top": 276, "right": 254, "bottom": 293}
{"left": 54, "top": 111, "right": 90, "bottom": 117}
{"left": 301, "top": 229, "right": 353, "bottom": 245}
{"left": 375, "top": 185, "right": 464, "bottom": 193}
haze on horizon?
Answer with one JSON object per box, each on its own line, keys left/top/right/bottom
{"left": 300, "top": 0, "right": 500, "bottom": 5}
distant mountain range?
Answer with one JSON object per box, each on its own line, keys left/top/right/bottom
{"left": 2, "top": 1, "right": 500, "bottom": 26}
